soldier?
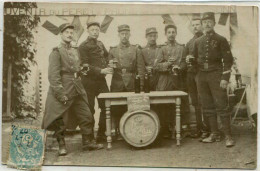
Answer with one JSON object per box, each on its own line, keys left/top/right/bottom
{"left": 108, "top": 24, "right": 145, "bottom": 139}
{"left": 154, "top": 24, "right": 189, "bottom": 139}
{"left": 79, "top": 22, "right": 111, "bottom": 142}
{"left": 42, "top": 23, "right": 103, "bottom": 156}
{"left": 180, "top": 15, "right": 210, "bottom": 139}
{"left": 193, "top": 12, "right": 235, "bottom": 147}
{"left": 141, "top": 27, "right": 160, "bottom": 91}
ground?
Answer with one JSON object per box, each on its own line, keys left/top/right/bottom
{"left": 1, "top": 118, "right": 257, "bottom": 169}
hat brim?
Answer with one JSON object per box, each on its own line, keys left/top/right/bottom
{"left": 146, "top": 31, "right": 158, "bottom": 35}
{"left": 202, "top": 17, "right": 215, "bottom": 21}
{"left": 60, "top": 25, "right": 74, "bottom": 33}
{"left": 118, "top": 29, "right": 130, "bottom": 32}
{"left": 87, "top": 23, "right": 100, "bottom": 29}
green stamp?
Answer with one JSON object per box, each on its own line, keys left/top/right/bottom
{"left": 7, "top": 125, "right": 46, "bottom": 169}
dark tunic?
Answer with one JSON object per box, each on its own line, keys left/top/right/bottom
{"left": 193, "top": 30, "right": 233, "bottom": 81}
{"left": 79, "top": 36, "right": 108, "bottom": 81}
{"left": 180, "top": 32, "right": 203, "bottom": 73}
{"left": 193, "top": 30, "right": 234, "bottom": 117}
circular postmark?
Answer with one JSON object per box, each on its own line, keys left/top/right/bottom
{"left": 8, "top": 125, "right": 45, "bottom": 169}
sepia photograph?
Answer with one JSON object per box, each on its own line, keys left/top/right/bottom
{"left": 1, "top": 2, "right": 258, "bottom": 170}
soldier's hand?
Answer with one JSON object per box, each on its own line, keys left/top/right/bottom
{"left": 220, "top": 80, "right": 228, "bottom": 89}
{"left": 60, "top": 96, "right": 69, "bottom": 105}
{"left": 146, "top": 66, "right": 153, "bottom": 73}
{"left": 82, "top": 64, "right": 89, "bottom": 68}
{"left": 101, "top": 68, "right": 113, "bottom": 75}
{"left": 186, "top": 55, "right": 194, "bottom": 63}
{"left": 168, "top": 57, "right": 175, "bottom": 64}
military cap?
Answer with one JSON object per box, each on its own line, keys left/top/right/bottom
{"left": 191, "top": 14, "right": 201, "bottom": 21}
{"left": 202, "top": 12, "right": 215, "bottom": 22}
{"left": 164, "top": 24, "right": 177, "bottom": 33}
{"left": 87, "top": 21, "right": 100, "bottom": 29}
{"left": 145, "top": 27, "right": 158, "bottom": 35}
{"left": 59, "top": 23, "right": 74, "bottom": 33}
{"left": 118, "top": 24, "right": 130, "bottom": 32}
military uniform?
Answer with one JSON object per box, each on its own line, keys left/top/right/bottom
{"left": 141, "top": 27, "right": 160, "bottom": 91}
{"left": 109, "top": 43, "right": 145, "bottom": 91}
{"left": 154, "top": 40, "right": 189, "bottom": 137}
{"left": 154, "top": 41, "right": 184, "bottom": 91}
{"left": 180, "top": 31, "right": 209, "bottom": 136}
{"left": 193, "top": 12, "right": 234, "bottom": 146}
{"left": 79, "top": 34, "right": 109, "bottom": 137}
{"left": 42, "top": 24, "right": 103, "bottom": 155}
{"left": 108, "top": 24, "right": 145, "bottom": 139}
{"left": 42, "top": 41, "right": 93, "bottom": 133}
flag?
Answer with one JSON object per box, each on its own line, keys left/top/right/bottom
{"left": 42, "top": 16, "right": 67, "bottom": 35}
{"left": 161, "top": 14, "right": 175, "bottom": 25}
{"left": 100, "top": 15, "right": 114, "bottom": 33}
{"left": 230, "top": 13, "right": 238, "bottom": 27}
{"left": 71, "top": 16, "right": 84, "bottom": 42}
{"left": 230, "top": 13, "right": 238, "bottom": 42}
{"left": 218, "top": 13, "right": 229, "bottom": 26}
{"left": 42, "top": 21, "right": 60, "bottom": 35}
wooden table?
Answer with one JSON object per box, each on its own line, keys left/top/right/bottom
{"left": 98, "top": 91, "right": 188, "bottom": 149}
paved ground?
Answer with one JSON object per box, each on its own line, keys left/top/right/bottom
{"left": 2, "top": 118, "right": 257, "bottom": 169}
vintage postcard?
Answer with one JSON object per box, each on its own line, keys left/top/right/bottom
{"left": 1, "top": 2, "right": 258, "bottom": 170}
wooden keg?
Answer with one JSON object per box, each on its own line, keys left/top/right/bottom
{"left": 119, "top": 110, "right": 160, "bottom": 147}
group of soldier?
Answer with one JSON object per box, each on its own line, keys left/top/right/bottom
{"left": 42, "top": 12, "right": 235, "bottom": 156}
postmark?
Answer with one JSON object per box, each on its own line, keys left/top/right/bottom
{"left": 7, "top": 125, "right": 46, "bottom": 169}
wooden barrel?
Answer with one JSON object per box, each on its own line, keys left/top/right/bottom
{"left": 119, "top": 110, "right": 160, "bottom": 147}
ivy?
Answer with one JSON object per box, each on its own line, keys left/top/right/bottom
{"left": 3, "top": 2, "right": 40, "bottom": 118}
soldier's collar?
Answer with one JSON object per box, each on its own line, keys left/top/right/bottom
{"left": 60, "top": 42, "right": 72, "bottom": 49}
{"left": 205, "top": 30, "right": 215, "bottom": 36}
{"left": 166, "top": 40, "right": 176, "bottom": 46}
{"left": 195, "top": 31, "right": 203, "bottom": 38}
{"left": 87, "top": 36, "right": 98, "bottom": 43}
{"left": 146, "top": 43, "right": 157, "bottom": 48}
{"left": 119, "top": 42, "right": 130, "bottom": 48}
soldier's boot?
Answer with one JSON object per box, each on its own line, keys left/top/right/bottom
{"left": 220, "top": 116, "right": 235, "bottom": 147}
{"left": 96, "top": 127, "right": 106, "bottom": 143}
{"left": 116, "top": 128, "right": 124, "bottom": 141}
{"left": 96, "top": 110, "right": 107, "bottom": 143}
{"left": 57, "top": 138, "right": 67, "bottom": 156}
{"left": 82, "top": 134, "right": 104, "bottom": 151}
{"left": 53, "top": 118, "right": 67, "bottom": 156}
{"left": 202, "top": 115, "right": 220, "bottom": 143}
{"left": 199, "top": 112, "right": 211, "bottom": 140}
{"left": 190, "top": 107, "right": 203, "bottom": 138}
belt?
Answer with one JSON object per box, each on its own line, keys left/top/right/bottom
{"left": 118, "top": 68, "right": 134, "bottom": 73}
{"left": 61, "top": 72, "right": 80, "bottom": 78}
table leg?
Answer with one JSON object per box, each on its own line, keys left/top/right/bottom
{"left": 176, "top": 97, "right": 181, "bottom": 146}
{"left": 105, "top": 100, "right": 112, "bottom": 149}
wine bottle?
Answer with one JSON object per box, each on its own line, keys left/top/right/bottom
{"left": 144, "top": 73, "right": 150, "bottom": 93}
{"left": 135, "top": 74, "right": 141, "bottom": 93}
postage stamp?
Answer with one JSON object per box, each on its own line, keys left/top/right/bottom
{"left": 7, "top": 125, "right": 46, "bottom": 170}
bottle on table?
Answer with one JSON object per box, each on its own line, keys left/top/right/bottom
{"left": 135, "top": 74, "right": 141, "bottom": 93}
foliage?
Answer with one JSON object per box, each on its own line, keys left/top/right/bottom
{"left": 3, "top": 2, "right": 40, "bottom": 118}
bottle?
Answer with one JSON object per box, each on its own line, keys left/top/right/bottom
{"left": 135, "top": 74, "right": 141, "bottom": 93}
{"left": 144, "top": 73, "right": 150, "bottom": 93}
